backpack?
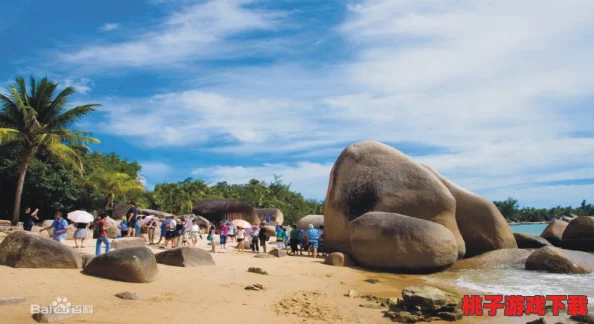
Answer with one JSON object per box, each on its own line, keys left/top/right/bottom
{"left": 93, "top": 221, "right": 102, "bottom": 239}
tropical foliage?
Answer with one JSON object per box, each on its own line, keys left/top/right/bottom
{"left": 0, "top": 77, "right": 100, "bottom": 223}
{"left": 493, "top": 197, "right": 594, "bottom": 222}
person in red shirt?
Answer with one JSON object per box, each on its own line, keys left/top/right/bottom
{"left": 95, "top": 213, "right": 111, "bottom": 256}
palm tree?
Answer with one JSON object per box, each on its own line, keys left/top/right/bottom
{"left": 86, "top": 171, "right": 146, "bottom": 210}
{"left": 0, "top": 76, "right": 100, "bottom": 224}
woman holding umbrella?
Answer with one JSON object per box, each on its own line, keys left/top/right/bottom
{"left": 68, "top": 210, "right": 94, "bottom": 248}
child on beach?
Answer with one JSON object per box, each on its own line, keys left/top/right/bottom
{"left": 236, "top": 226, "right": 245, "bottom": 254}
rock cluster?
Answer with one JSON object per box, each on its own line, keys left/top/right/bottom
{"left": 384, "top": 285, "right": 463, "bottom": 323}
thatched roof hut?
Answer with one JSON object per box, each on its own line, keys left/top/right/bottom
{"left": 254, "top": 208, "right": 284, "bottom": 225}
{"left": 193, "top": 199, "right": 260, "bottom": 225}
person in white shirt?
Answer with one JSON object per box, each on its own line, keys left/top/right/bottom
{"left": 236, "top": 226, "right": 246, "bottom": 254}
{"left": 190, "top": 223, "right": 200, "bottom": 247}
{"left": 165, "top": 216, "right": 177, "bottom": 248}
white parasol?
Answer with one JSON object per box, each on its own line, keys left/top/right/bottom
{"left": 139, "top": 216, "right": 154, "bottom": 226}
{"left": 67, "top": 210, "right": 94, "bottom": 224}
{"left": 231, "top": 219, "right": 251, "bottom": 229}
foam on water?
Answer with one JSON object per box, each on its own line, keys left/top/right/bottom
{"left": 450, "top": 269, "right": 594, "bottom": 304}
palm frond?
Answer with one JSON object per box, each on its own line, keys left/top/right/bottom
{"left": 0, "top": 128, "right": 24, "bottom": 144}
{"left": 50, "top": 104, "right": 100, "bottom": 128}
{"left": 14, "top": 77, "right": 30, "bottom": 107}
{"left": 45, "top": 136, "right": 84, "bottom": 174}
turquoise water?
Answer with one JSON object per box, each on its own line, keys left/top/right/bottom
{"left": 510, "top": 223, "right": 547, "bottom": 236}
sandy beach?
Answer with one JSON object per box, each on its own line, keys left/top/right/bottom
{"left": 0, "top": 235, "right": 578, "bottom": 324}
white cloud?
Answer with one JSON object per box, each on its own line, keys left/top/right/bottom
{"left": 61, "top": 0, "right": 286, "bottom": 69}
{"left": 192, "top": 162, "right": 334, "bottom": 199}
{"left": 140, "top": 161, "right": 173, "bottom": 176}
{"left": 59, "top": 78, "right": 93, "bottom": 94}
{"left": 99, "top": 23, "right": 119, "bottom": 32}
{"left": 71, "top": 0, "right": 594, "bottom": 207}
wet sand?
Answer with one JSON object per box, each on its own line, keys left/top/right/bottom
{"left": 0, "top": 236, "right": 575, "bottom": 324}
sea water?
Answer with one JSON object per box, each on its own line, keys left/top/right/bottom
{"left": 509, "top": 224, "right": 548, "bottom": 236}
{"left": 433, "top": 222, "right": 594, "bottom": 305}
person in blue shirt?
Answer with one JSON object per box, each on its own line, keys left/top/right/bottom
{"left": 119, "top": 217, "right": 129, "bottom": 237}
{"left": 157, "top": 218, "right": 170, "bottom": 246}
{"left": 39, "top": 211, "right": 69, "bottom": 243}
{"left": 306, "top": 224, "right": 320, "bottom": 259}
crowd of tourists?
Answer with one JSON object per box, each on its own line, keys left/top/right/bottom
{"left": 23, "top": 203, "right": 327, "bottom": 258}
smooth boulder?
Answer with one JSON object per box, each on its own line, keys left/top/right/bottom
{"left": 269, "top": 248, "right": 287, "bottom": 258}
{"left": 323, "top": 141, "right": 465, "bottom": 258}
{"left": 560, "top": 216, "right": 594, "bottom": 252}
{"left": 525, "top": 246, "right": 594, "bottom": 274}
{"left": 83, "top": 247, "right": 159, "bottom": 283}
{"left": 349, "top": 212, "right": 458, "bottom": 273}
{"left": 324, "top": 252, "right": 353, "bottom": 267}
{"left": 513, "top": 233, "right": 551, "bottom": 249}
{"left": 540, "top": 220, "right": 568, "bottom": 246}
{"left": 193, "top": 199, "right": 260, "bottom": 225}
{"left": 260, "top": 226, "right": 276, "bottom": 237}
{"left": 447, "top": 249, "right": 533, "bottom": 271}
{"left": 112, "top": 237, "right": 146, "bottom": 249}
{"left": 296, "top": 215, "right": 324, "bottom": 231}
{"left": 255, "top": 208, "right": 284, "bottom": 225}
{"left": 155, "top": 247, "right": 215, "bottom": 267}
{"left": 423, "top": 165, "right": 517, "bottom": 257}
{"left": 0, "top": 232, "right": 82, "bottom": 269}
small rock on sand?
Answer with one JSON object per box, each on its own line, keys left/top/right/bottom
{"left": 570, "top": 314, "right": 594, "bottom": 323}
{"left": 245, "top": 284, "right": 264, "bottom": 291}
{"left": 254, "top": 253, "right": 275, "bottom": 259}
{"left": 0, "top": 297, "right": 26, "bottom": 305}
{"left": 248, "top": 267, "right": 268, "bottom": 275}
{"left": 346, "top": 289, "right": 358, "bottom": 298}
{"left": 115, "top": 291, "right": 147, "bottom": 300}
{"left": 269, "top": 248, "right": 287, "bottom": 258}
{"left": 525, "top": 318, "right": 546, "bottom": 324}
{"left": 32, "top": 312, "right": 78, "bottom": 323}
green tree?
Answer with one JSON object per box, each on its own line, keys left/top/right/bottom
{"left": 0, "top": 76, "right": 100, "bottom": 224}
{"left": 85, "top": 171, "right": 145, "bottom": 210}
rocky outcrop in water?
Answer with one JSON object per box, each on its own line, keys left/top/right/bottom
{"left": 514, "top": 232, "right": 551, "bottom": 249}
{"left": 447, "top": 248, "right": 533, "bottom": 271}
{"left": 384, "top": 285, "right": 463, "bottom": 322}
{"left": 560, "top": 216, "right": 594, "bottom": 252}
{"left": 540, "top": 220, "right": 568, "bottom": 246}
{"left": 525, "top": 246, "right": 594, "bottom": 274}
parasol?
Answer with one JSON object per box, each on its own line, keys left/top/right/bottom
{"left": 232, "top": 219, "right": 251, "bottom": 229}
{"left": 67, "top": 210, "right": 94, "bottom": 224}
{"left": 139, "top": 215, "right": 154, "bottom": 226}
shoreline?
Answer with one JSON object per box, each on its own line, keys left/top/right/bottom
{"left": 508, "top": 221, "right": 549, "bottom": 225}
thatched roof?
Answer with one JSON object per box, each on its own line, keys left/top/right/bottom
{"left": 193, "top": 199, "right": 260, "bottom": 225}
{"left": 254, "top": 208, "right": 284, "bottom": 225}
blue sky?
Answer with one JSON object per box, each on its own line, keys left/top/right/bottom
{"left": 2, "top": 0, "right": 594, "bottom": 208}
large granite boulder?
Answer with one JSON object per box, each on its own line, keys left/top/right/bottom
{"left": 423, "top": 165, "right": 517, "bottom": 257}
{"left": 525, "top": 246, "right": 594, "bottom": 274}
{"left": 113, "top": 203, "right": 132, "bottom": 219}
{"left": 513, "top": 232, "right": 551, "bottom": 249}
{"left": 255, "top": 208, "right": 284, "bottom": 225}
{"left": 324, "top": 141, "right": 465, "bottom": 258}
{"left": 540, "top": 220, "right": 568, "bottom": 246}
{"left": 260, "top": 226, "right": 276, "bottom": 237}
{"left": 296, "top": 215, "right": 324, "bottom": 230}
{"left": 83, "top": 247, "right": 159, "bottom": 283}
{"left": 155, "top": 247, "right": 215, "bottom": 267}
{"left": 560, "top": 216, "right": 594, "bottom": 252}
{"left": 41, "top": 220, "right": 55, "bottom": 236}
{"left": 349, "top": 212, "right": 458, "bottom": 273}
{"left": 193, "top": 199, "right": 260, "bottom": 225}
{"left": 0, "top": 231, "right": 83, "bottom": 268}
{"left": 447, "top": 249, "right": 533, "bottom": 271}
{"left": 30, "top": 226, "right": 50, "bottom": 238}
{"left": 112, "top": 237, "right": 146, "bottom": 249}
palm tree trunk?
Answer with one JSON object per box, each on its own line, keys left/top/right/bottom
{"left": 12, "top": 149, "right": 34, "bottom": 225}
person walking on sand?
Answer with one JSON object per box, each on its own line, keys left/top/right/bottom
{"left": 126, "top": 201, "right": 138, "bottom": 237}
{"left": 258, "top": 223, "right": 268, "bottom": 253}
{"left": 73, "top": 221, "right": 89, "bottom": 248}
{"left": 250, "top": 225, "right": 260, "bottom": 253}
{"left": 289, "top": 225, "right": 300, "bottom": 255}
{"left": 94, "top": 213, "right": 111, "bottom": 256}
{"left": 219, "top": 222, "right": 230, "bottom": 249}
{"left": 39, "top": 211, "right": 69, "bottom": 243}
{"left": 190, "top": 222, "right": 200, "bottom": 247}
{"left": 318, "top": 225, "right": 326, "bottom": 256}
{"left": 157, "top": 217, "right": 170, "bottom": 246}
{"left": 306, "top": 224, "right": 320, "bottom": 258}
{"left": 276, "top": 226, "right": 286, "bottom": 250}
{"left": 236, "top": 226, "right": 246, "bottom": 254}
{"left": 23, "top": 207, "right": 39, "bottom": 231}
{"left": 207, "top": 224, "right": 216, "bottom": 253}
{"left": 148, "top": 219, "right": 157, "bottom": 244}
